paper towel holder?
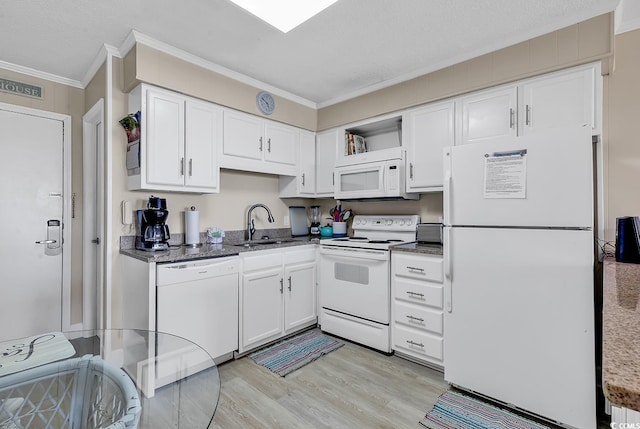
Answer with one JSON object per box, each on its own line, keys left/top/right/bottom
{"left": 183, "top": 205, "right": 202, "bottom": 248}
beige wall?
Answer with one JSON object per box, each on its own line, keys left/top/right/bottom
{"left": 318, "top": 13, "right": 614, "bottom": 130}
{"left": 603, "top": 28, "right": 640, "bottom": 243}
{"left": 0, "top": 69, "right": 85, "bottom": 325}
{"left": 123, "top": 44, "right": 317, "bottom": 131}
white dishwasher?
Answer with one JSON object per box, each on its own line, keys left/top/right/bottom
{"left": 156, "top": 256, "right": 239, "bottom": 375}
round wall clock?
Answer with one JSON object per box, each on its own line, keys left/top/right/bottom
{"left": 256, "top": 91, "right": 275, "bottom": 115}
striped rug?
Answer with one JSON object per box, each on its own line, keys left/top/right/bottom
{"left": 249, "top": 329, "right": 344, "bottom": 376}
{"left": 420, "top": 390, "right": 551, "bottom": 429}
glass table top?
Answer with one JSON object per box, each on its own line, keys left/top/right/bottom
{"left": 0, "top": 329, "right": 220, "bottom": 428}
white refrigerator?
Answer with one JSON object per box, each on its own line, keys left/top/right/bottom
{"left": 442, "top": 126, "right": 596, "bottom": 429}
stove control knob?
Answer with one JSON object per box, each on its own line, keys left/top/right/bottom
{"left": 406, "top": 219, "right": 412, "bottom": 226}
{"left": 398, "top": 219, "right": 405, "bottom": 226}
{"left": 386, "top": 219, "right": 393, "bottom": 226}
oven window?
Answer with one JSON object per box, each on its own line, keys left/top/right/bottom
{"left": 340, "top": 170, "right": 379, "bottom": 192}
{"left": 335, "top": 262, "right": 369, "bottom": 285}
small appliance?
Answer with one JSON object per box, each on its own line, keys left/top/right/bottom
{"left": 309, "top": 206, "right": 321, "bottom": 236}
{"left": 416, "top": 223, "right": 443, "bottom": 244}
{"left": 136, "top": 195, "right": 170, "bottom": 251}
{"left": 333, "top": 148, "right": 418, "bottom": 200}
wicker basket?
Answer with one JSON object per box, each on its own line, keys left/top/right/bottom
{"left": 0, "top": 354, "right": 141, "bottom": 429}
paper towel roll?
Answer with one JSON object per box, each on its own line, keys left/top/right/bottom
{"left": 185, "top": 207, "right": 200, "bottom": 245}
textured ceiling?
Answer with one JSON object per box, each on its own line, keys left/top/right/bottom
{"left": 0, "top": 0, "right": 624, "bottom": 106}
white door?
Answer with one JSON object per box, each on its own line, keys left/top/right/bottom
{"left": 264, "top": 121, "right": 297, "bottom": 167}
{"left": 443, "top": 226, "right": 596, "bottom": 429}
{"left": 444, "top": 126, "right": 593, "bottom": 228}
{"left": 521, "top": 67, "right": 595, "bottom": 135}
{"left": 406, "top": 100, "right": 455, "bottom": 191}
{"left": 319, "top": 247, "right": 389, "bottom": 323}
{"left": 458, "top": 86, "right": 517, "bottom": 145}
{"left": 315, "top": 129, "right": 338, "bottom": 196}
{"left": 184, "top": 99, "right": 221, "bottom": 190}
{"left": 284, "top": 262, "right": 316, "bottom": 332}
{"left": 146, "top": 88, "right": 185, "bottom": 186}
{"left": 0, "top": 108, "right": 66, "bottom": 340}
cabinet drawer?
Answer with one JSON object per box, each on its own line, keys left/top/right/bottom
{"left": 393, "top": 253, "right": 442, "bottom": 282}
{"left": 393, "top": 325, "right": 443, "bottom": 362}
{"left": 283, "top": 245, "right": 316, "bottom": 265}
{"left": 394, "top": 301, "right": 443, "bottom": 335}
{"left": 242, "top": 251, "right": 283, "bottom": 272}
{"left": 394, "top": 278, "right": 443, "bottom": 308}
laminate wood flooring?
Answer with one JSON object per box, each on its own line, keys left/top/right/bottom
{"left": 209, "top": 337, "right": 448, "bottom": 429}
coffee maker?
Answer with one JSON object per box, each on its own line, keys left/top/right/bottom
{"left": 136, "top": 195, "right": 170, "bottom": 251}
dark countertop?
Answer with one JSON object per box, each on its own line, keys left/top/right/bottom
{"left": 603, "top": 257, "right": 640, "bottom": 412}
{"left": 120, "top": 236, "right": 320, "bottom": 263}
{"left": 391, "top": 242, "right": 443, "bottom": 256}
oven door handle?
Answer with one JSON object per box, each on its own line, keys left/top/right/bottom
{"left": 319, "top": 246, "right": 389, "bottom": 261}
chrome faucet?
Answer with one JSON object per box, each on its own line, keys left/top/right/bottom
{"left": 246, "top": 203, "right": 275, "bottom": 241}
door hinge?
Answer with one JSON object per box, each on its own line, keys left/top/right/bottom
{"left": 91, "top": 237, "right": 100, "bottom": 245}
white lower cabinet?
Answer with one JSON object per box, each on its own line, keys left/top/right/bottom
{"left": 239, "top": 245, "right": 317, "bottom": 353}
{"left": 391, "top": 251, "right": 444, "bottom": 368}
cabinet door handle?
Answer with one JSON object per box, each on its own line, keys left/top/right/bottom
{"left": 406, "top": 340, "right": 424, "bottom": 348}
{"left": 180, "top": 157, "right": 184, "bottom": 176}
{"left": 406, "top": 315, "right": 425, "bottom": 323}
{"left": 267, "top": 138, "right": 271, "bottom": 153}
{"left": 332, "top": 172, "right": 335, "bottom": 186}
{"left": 259, "top": 137, "right": 263, "bottom": 151}
{"left": 409, "top": 162, "right": 414, "bottom": 180}
{"left": 288, "top": 276, "right": 292, "bottom": 291}
{"left": 525, "top": 105, "right": 531, "bottom": 126}
{"left": 301, "top": 173, "right": 305, "bottom": 186}
{"left": 280, "top": 278, "right": 284, "bottom": 294}
{"left": 407, "top": 266, "right": 424, "bottom": 273}
{"left": 189, "top": 158, "right": 193, "bottom": 177}
{"left": 509, "top": 108, "right": 515, "bottom": 129}
{"left": 406, "top": 291, "right": 425, "bottom": 298}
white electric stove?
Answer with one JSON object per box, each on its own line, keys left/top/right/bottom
{"left": 319, "top": 215, "right": 419, "bottom": 352}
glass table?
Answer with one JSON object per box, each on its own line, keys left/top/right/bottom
{"left": 0, "top": 329, "right": 220, "bottom": 428}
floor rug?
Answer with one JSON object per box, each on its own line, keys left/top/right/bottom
{"left": 420, "top": 390, "right": 551, "bottom": 429}
{"left": 249, "top": 329, "right": 344, "bottom": 376}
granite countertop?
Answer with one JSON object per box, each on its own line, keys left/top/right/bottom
{"left": 120, "top": 236, "right": 320, "bottom": 263}
{"left": 603, "top": 257, "right": 640, "bottom": 412}
{"left": 391, "top": 242, "right": 443, "bottom": 256}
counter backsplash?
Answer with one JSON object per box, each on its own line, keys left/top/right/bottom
{"left": 119, "top": 228, "right": 294, "bottom": 250}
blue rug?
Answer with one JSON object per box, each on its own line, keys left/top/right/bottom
{"left": 420, "top": 390, "right": 551, "bottom": 429}
{"left": 249, "top": 329, "right": 343, "bottom": 376}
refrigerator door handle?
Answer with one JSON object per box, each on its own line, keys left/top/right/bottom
{"left": 444, "top": 226, "right": 452, "bottom": 313}
{"left": 444, "top": 170, "right": 452, "bottom": 225}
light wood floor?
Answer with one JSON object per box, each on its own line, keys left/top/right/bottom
{"left": 209, "top": 336, "right": 449, "bottom": 429}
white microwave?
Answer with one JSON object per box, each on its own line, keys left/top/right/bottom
{"left": 334, "top": 159, "right": 419, "bottom": 200}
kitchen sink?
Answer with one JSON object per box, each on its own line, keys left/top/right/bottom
{"left": 227, "top": 238, "right": 296, "bottom": 248}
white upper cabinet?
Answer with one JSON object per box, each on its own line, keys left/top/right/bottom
{"left": 520, "top": 65, "right": 596, "bottom": 135}
{"left": 184, "top": 99, "right": 223, "bottom": 190}
{"left": 405, "top": 100, "right": 455, "bottom": 192}
{"left": 221, "top": 109, "right": 298, "bottom": 176}
{"left": 457, "top": 85, "right": 518, "bottom": 145}
{"left": 279, "top": 130, "right": 316, "bottom": 197}
{"left": 128, "top": 84, "right": 221, "bottom": 193}
{"left": 315, "top": 128, "right": 339, "bottom": 197}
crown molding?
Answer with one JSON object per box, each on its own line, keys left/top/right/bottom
{"left": 81, "top": 44, "right": 120, "bottom": 88}
{"left": 126, "top": 30, "right": 317, "bottom": 109}
{"left": 0, "top": 60, "right": 83, "bottom": 89}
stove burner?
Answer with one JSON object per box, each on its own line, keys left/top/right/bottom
{"left": 368, "top": 240, "right": 391, "bottom": 244}
{"left": 349, "top": 237, "right": 368, "bottom": 240}
{"left": 333, "top": 238, "right": 350, "bottom": 241}
{"left": 387, "top": 239, "right": 403, "bottom": 242}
